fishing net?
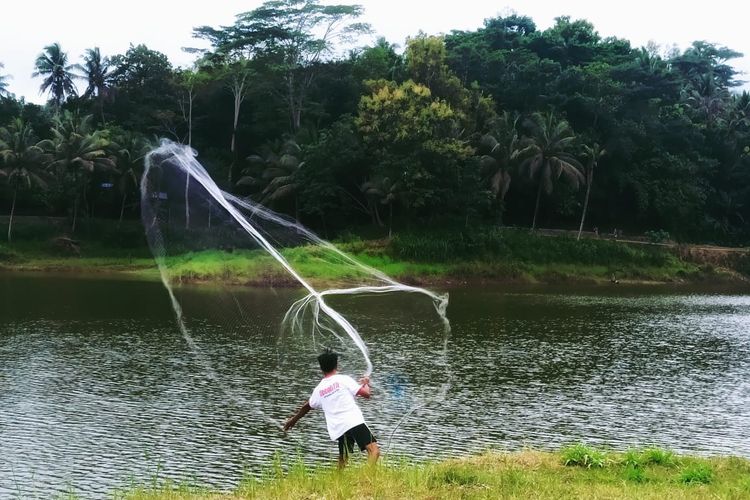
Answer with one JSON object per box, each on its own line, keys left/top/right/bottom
{"left": 141, "top": 141, "right": 451, "bottom": 440}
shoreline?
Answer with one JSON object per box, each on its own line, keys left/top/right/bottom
{"left": 119, "top": 446, "right": 750, "bottom": 499}
{"left": 1, "top": 255, "right": 748, "bottom": 289}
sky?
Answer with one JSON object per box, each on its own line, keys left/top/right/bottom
{"left": 1, "top": 0, "right": 749, "bottom": 103}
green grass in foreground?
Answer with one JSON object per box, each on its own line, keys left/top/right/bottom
{"left": 114, "top": 446, "right": 750, "bottom": 499}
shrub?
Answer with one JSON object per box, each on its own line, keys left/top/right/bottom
{"left": 642, "top": 447, "right": 678, "bottom": 467}
{"left": 622, "top": 449, "right": 643, "bottom": 468}
{"left": 645, "top": 230, "right": 671, "bottom": 244}
{"left": 624, "top": 464, "right": 647, "bottom": 483}
{"left": 561, "top": 443, "right": 607, "bottom": 468}
{"left": 679, "top": 463, "right": 714, "bottom": 484}
{"left": 435, "top": 466, "right": 482, "bottom": 486}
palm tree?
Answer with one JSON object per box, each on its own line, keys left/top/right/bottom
{"left": 75, "top": 48, "right": 113, "bottom": 124}
{"left": 0, "top": 119, "right": 51, "bottom": 242}
{"left": 47, "top": 112, "right": 117, "bottom": 232}
{"left": 238, "top": 139, "right": 304, "bottom": 219}
{"left": 687, "top": 73, "right": 729, "bottom": 128}
{"left": 361, "top": 176, "right": 401, "bottom": 237}
{"left": 516, "top": 112, "right": 584, "bottom": 230}
{"left": 0, "top": 62, "right": 11, "bottom": 98}
{"left": 111, "top": 132, "right": 152, "bottom": 227}
{"left": 478, "top": 111, "right": 519, "bottom": 224}
{"left": 576, "top": 143, "right": 606, "bottom": 240}
{"left": 32, "top": 43, "right": 77, "bottom": 112}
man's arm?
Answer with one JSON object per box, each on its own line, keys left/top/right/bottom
{"left": 356, "top": 376, "right": 371, "bottom": 399}
{"left": 283, "top": 400, "right": 311, "bottom": 432}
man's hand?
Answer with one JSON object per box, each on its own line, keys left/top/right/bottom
{"left": 359, "top": 376, "right": 370, "bottom": 386}
{"left": 283, "top": 418, "right": 296, "bottom": 432}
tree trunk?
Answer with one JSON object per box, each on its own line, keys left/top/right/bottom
{"left": 188, "top": 89, "right": 193, "bottom": 148}
{"left": 373, "top": 203, "right": 384, "bottom": 227}
{"left": 287, "top": 72, "right": 297, "bottom": 132}
{"left": 531, "top": 177, "right": 544, "bottom": 231}
{"left": 577, "top": 169, "right": 594, "bottom": 241}
{"left": 118, "top": 193, "right": 127, "bottom": 230}
{"left": 185, "top": 166, "right": 191, "bottom": 230}
{"left": 7, "top": 186, "right": 17, "bottom": 242}
{"left": 99, "top": 95, "right": 106, "bottom": 125}
{"left": 229, "top": 87, "right": 242, "bottom": 185}
{"left": 388, "top": 203, "right": 393, "bottom": 239}
{"left": 72, "top": 195, "right": 78, "bottom": 234}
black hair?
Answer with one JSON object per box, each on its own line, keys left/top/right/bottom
{"left": 318, "top": 348, "right": 338, "bottom": 374}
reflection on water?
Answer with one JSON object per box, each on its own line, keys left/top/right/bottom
{"left": 1, "top": 273, "right": 749, "bottom": 498}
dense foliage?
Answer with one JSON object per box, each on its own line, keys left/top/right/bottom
{"left": 0, "top": 2, "right": 748, "bottom": 245}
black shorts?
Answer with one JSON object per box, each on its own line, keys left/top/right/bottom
{"left": 337, "top": 423, "right": 377, "bottom": 458}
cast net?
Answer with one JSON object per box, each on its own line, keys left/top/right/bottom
{"left": 141, "top": 141, "right": 451, "bottom": 442}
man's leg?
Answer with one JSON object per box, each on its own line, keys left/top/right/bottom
{"left": 338, "top": 433, "right": 354, "bottom": 469}
{"left": 365, "top": 442, "right": 380, "bottom": 464}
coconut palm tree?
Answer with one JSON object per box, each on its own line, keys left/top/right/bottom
{"left": 47, "top": 112, "right": 117, "bottom": 232}
{"left": 0, "top": 119, "right": 51, "bottom": 241}
{"left": 75, "top": 47, "right": 114, "bottom": 124}
{"left": 687, "top": 73, "right": 730, "bottom": 128}
{"left": 111, "top": 131, "right": 152, "bottom": 227}
{"left": 361, "top": 176, "right": 401, "bottom": 237}
{"left": 0, "top": 62, "right": 11, "bottom": 98}
{"left": 478, "top": 111, "right": 520, "bottom": 224}
{"left": 238, "top": 139, "right": 304, "bottom": 219}
{"left": 577, "top": 143, "right": 606, "bottom": 240}
{"left": 516, "top": 112, "right": 584, "bottom": 230}
{"left": 33, "top": 43, "right": 78, "bottom": 112}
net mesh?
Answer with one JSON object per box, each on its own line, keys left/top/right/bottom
{"left": 140, "top": 141, "right": 451, "bottom": 436}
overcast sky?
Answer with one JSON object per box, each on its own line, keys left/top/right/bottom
{"left": 1, "top": 0, "right": 748, "bottom": 103}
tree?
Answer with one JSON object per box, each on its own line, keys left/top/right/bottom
{"left": 195, "top": 0, "right": 370, "bottom": 132}
{"left": 224, "top": 59, "right": 252, "bottom": 162}
{"left": 577, "top": 142, "right": 606, "bottom": 240}
{"left": 360, "top": 176, "right": 401, "bottom": 236}
{"left": 0, "top": 119, "right": 50, "bottom": 241}
{"left": 478, "top": 111, "right": 519, "bottom": 224}
{"left": 75, "top": 47, "right": 115, "bottom": 124}
{"left": 0, "top": 63, "right": 10, "bottom": 99}
{"left": 32, "top": 43, "right": 77, "bottom": 112}
{"left": 516, "top": 112, "right": 584, "bottom": 230}
{"left": 357, "top": 79, "right": 475, "bottom": 215}
{"left": 111, "top": 130, "right": 152, "bottom": 227}
{"left": 175, "top": 68, "right": 213, "bottom": 148}
{"left": 238, "top": 138, "right": 304, "bottom": 219}
{"left": 107, "top": 44, "right": 177, "bottom": 135}
{"left": 351, "top": 37, "right": 404, "bottom": 83}
{"left": 47, "top": 112, "right": 117, "bottom": 232}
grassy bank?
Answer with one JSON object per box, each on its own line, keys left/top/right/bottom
{"left": 0, "top": 228, "right": 746, "bottom": 286}
{"left": 118, "top": 446, "right": 750, "bottom": 499}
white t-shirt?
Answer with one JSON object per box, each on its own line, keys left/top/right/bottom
{"left": 309, "top": 373, "right": 365, "bottom": 440}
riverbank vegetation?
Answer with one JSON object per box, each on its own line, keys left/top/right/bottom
{"left": 1, "top": 1, "right": 749, "bottom": 256}
{"left": 1, "top": 223, "right": 745, "bottom": 285}
{"left": 117, "top": 446, "right": 750, "bottom": 499}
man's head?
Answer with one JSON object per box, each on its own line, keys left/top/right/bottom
{"left": 318, "top": 348, "right": 338, "bottom": 375}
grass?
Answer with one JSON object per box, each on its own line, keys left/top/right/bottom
{"left": 561, "top": 442, "right": 609, "bottom": 468}
{"left": 0, "top": 225, "right": 744, "bottom": 287}
{"left": 109, "top": 447, "right": 750, "bottom": 499}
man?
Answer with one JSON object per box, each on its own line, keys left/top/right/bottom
{"left": 283, "top": 349, "right": 380, "bottom": 467}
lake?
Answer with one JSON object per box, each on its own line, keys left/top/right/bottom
{"left": 1, "top": 273, "right": 749, "bottom": 498}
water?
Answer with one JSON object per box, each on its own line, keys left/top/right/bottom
{"left": 1, "top": 273, "right": 749, "bottom": 498}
